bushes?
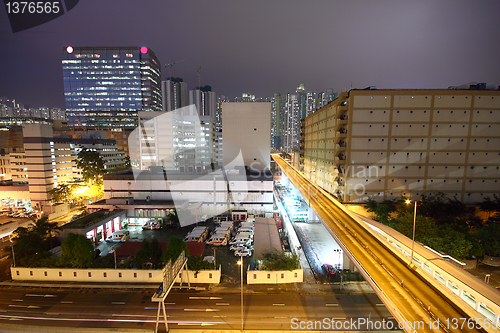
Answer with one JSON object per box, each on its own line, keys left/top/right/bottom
{"left": 258, "top": 249, "right": 299, "bottom": 271}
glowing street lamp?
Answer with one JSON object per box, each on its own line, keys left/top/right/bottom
{"left": 406, "top": 199, "right": 417, "bottom": 265}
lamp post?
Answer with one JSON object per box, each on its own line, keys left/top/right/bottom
{"left": 406, "top": 199, "right": 417, "bottom": 265}
{"left": 237, "top": 256, "right": 244, "bottom": 332}
{"left": 9, "top": 234, "right": 15, "bottom": 267}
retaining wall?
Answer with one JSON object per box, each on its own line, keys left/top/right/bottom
{"left": 11, "top": 266, "right": 221, "bottom": 284}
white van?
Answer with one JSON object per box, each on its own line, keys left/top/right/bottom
{"left": 184, "top": 226, "right": 209, "bottom": 242}
{"left": 105, "top": 230, "right": 130, "bottom": 242}
{"left": 229, "top": 235, "right": 252, "bottom": 246}
{"left": 142, "top": 219, "right": 161, "bottom": 230}
{"left": 206, "top": 233, "right": 229, "bottom": 246}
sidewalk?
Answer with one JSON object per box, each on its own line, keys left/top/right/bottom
{"left": 0, "top": 280, "right": 374, "bottom": 295}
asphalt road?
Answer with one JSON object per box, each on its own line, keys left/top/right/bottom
{"left": 0, "top": 288, "right": 396, "bottom": 331}
{"left": 273, "top": 155, "right": 486, "bottom": 333}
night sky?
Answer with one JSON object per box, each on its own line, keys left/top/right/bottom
{"left": 1, "top": 0, "right": 499, "bottom": 109}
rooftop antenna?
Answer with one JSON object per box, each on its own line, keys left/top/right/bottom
{"left": 164, "top": 59, "right": 186, "bottom": 79}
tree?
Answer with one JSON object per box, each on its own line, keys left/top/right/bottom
{"left": 418, "top": 193, "right": 468, "bottom": 225}
{"left": 477, "top": 223, "right": 500, "bottom": 257}
{"left": 76, "top": 148, "right": 105, "bottom": 184}
{"left": 134, "top": 240, "right": 152, "bottom": 268}
{"left": 59, "top": 233, "right": 95, "bottom": 268}
{"left": 424, "top": 226, "right": 473, "bottom": 260}
{"left": 161, "top": 236, "right": 190, "bottom": 263}
{"left": 392, "top": 211, "right": 438, "bottom": 242}
{"left": 259, "top": 249, "right": 299, "bottom": 271}
{"left": 478, "top": 195, "right": 500, "bottom": 222}
{"left": 365, "top": 198, "right": 399, "bottom": 225}
{"left": 150, "top": 238, "right": 163, "bottom": 268}
{"left": 166, "top": 210, "right": 179, "bottom": 227}
{"left": 32, "top": 217, "right": 61, "bottom": 249}
{"left": 49, "top": 183, "right": 74, "bottom": 204}
{"left": 5, "top": 217, "right": 59, "bottom": 267}
{"left": 188, "top": 256, "right": 215, "bottom": 272}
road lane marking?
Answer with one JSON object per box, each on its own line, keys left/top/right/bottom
{"left": 184, "top": 309, "right": 220, "bottom": 312}
{"left": 111, "top": 302, "right": 125, "bottom": 305}
{"left": 325, "top": 303, "right": 338, "bottom": 306}
{"left": 25, "top": 294, "right": 56, "bottom": 298}
{"left": 387, "top": 317, "right": 394, "bottom": 320}
{"left": 189, "top": 297, "right": 222, "bottom": 300}
{"left": 112, "top": 314, "right": 158, "bottom": 318}
{"left": 177, "top": 323, "right": 217, "bottom": 326}
{"left": 12, "top": 299, "right": 23, "bottom": 302}
{"left": 60, "top": 301, "right": 73, "bottom": 304}
{"left": 213, "top": 315, "right": 226, "bottom": 318}
{"left": 215, "top": 303, "right": 229, "bottom": 306}
{"left": 376, "top": 303, "right": 384, "bottom": 306}
{"left": 9, "top": 318, "right": 23, "bottom": 321}
{"left": 275, "top": 316, "right": 287, "bottom": 319}
{"left": 273, "top": 303, "right": 285, "bottom": 306}
{"left": 8, "top": 305, "right": 41, "bottom": 309}
{"left": 165, "top": 302, "right": 175, "bottom": 305}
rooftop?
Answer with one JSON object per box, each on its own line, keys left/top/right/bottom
{"left": 62, "top": 209, "right": 124, "bottom": 230}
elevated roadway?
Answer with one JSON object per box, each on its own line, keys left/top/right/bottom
{"left": 273, "top": 154, "right": 493, "bottom": 333}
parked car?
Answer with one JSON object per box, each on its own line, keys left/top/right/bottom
{"left": 321, "top": 264, "right": 337, "bottom": 277}
{"left": 234, "top": 248, "right": 252, "bottom": 257}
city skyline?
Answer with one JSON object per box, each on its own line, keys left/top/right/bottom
{"left": 1, "top": 1, "right": 500, "bottom": 109}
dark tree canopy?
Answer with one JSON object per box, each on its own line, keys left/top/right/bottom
{"left": 76, "top": 148, "right": 105, "bottom": 184}
{"left": 161, "top": 236, "right": 189, "bottom": 263}
{"left": 5, "top": 217, "right": 59, "bottom": 267}
{"left": 259, "top": 249, "right": 299, "bottom": 271}
{"left": 59, "top": 233, "right": 95, "bottom": 268}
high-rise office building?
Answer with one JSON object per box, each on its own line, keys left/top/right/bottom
{"left": 162, "top": 77, "right": 188, "bottom": 112}
{"left": 61, "top": 46, "right": 161, "bottom": 129}
{"left": 303, "top": 84, "right": 500, "bottom": 203}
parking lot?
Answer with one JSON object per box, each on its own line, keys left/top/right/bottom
{"left": 94, "top": 217, "right": 253, "bottom": 283}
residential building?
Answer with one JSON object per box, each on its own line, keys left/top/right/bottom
{"left": 162, "top": 77, "right": 188, "bottom": 112}
{"left": 61, "top": 46, "right": 161, "bottom": 129}
{"left": 302, "top": 84, "right": 500, "bottom": 203}
{"left": 189, "top": 86, "right": 216, "bottom": 118}
{"left": 271, "top": 93, "right": 284, "bottom": 151}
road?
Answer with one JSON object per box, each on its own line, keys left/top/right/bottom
{"left": 273, "top": 154, "right": 486, "bottom": 333}
{"left": 0, "top": 288, "right": 396, "bottom": 331}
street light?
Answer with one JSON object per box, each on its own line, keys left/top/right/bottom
{"left": 406, "top": 199, "right": 417, "bottom": 265}
{"left": 237, "top": 256, "right": 244, "bottom": 332}
{"left": 9, "top": 234, "right": 15, "bottom": 267}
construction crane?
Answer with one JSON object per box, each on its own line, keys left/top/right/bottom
{"left": 164, "top": 59, "right": 187, "bottom": 78}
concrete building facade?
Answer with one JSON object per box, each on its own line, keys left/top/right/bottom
{"left": 303, "top": 86, "right": 500, "bottom": 203}
{"left": 222, "top": 102, "right": 271, "bottom": 170}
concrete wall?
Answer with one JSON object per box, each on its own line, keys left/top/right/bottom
{"left": 46, "top": 203, "right": 69, "bottom": 220}
{"left": 11, "top": 266, "right": 221, "bottom": 284}
{"left": 246, "top": 268, "right": 303, "bottom": 284}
